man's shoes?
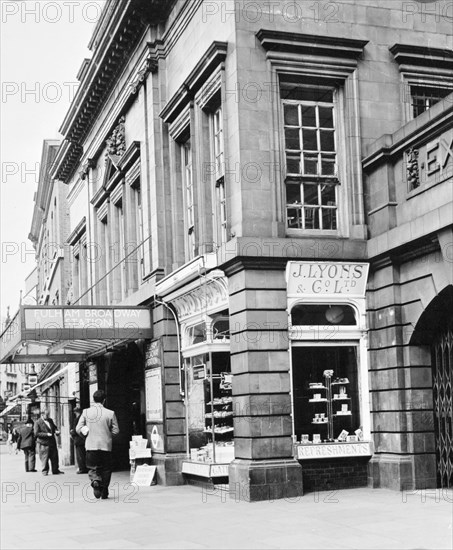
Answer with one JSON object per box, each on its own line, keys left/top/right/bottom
{"left": 91, "top": 480, "right": 102, "bottom": 499}
{"left": 76, "top": 470, "right": 88, "bottom": 474}
{"left": 28, "top": 470, "right": 37, "bottom": 472}
{"left": 42, "top": 471, "right": 48, "bottom": 476}
{"left": 53, "top": 471, "right": 65, "bottom": 475}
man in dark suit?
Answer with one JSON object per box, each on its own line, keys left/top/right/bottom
{"left": 70, "top": 407, "right": 88, "bottom": 474}
{"left": 17, "top": 420, "right": 37, "bottom": 472}
{"left": 76, "top": 390, "right": 119, "bottom": 499}
{"left": 34, "top": 409, "right": 64, "bottom": 476}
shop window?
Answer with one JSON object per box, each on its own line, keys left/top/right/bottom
{"left": 186, "top": 352, "right": 234, "bottom": 464}
{"left": 410, "top": 85, "right": 451, "bottom": 118}
{"left": 282, "top": 84, "right": 339, "bottom": 231}
{"left": 212, "top": 317, "right": 229, "bottom": 340}
{"left": 291, "top": 304, "right": 356, "bottom": 326}
{"left": 188, "top": 322, "right": 206, "bottom": 345}
{"left": 292, "top": 346, "right": 361, "bottom": 443}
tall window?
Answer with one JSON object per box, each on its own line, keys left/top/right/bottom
{"left": 183, "top": 140, "right": 195, "bottom": 260}
{"left": 133, "top": 184, "right": 145, "bottom": 280}
{"left": 282, "top": 86, "right": 338, "bottom": 231}
{"left": 212, "top": 106, "right": 227, "bottom": 245}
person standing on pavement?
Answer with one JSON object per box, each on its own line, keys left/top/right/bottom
{"left": 11, "top": 427, "right": 20, "bottom": 454}
{"left": 34, "top": 410, "right": 64, "bottom": 476}
{"left": 17, "top": 420, "right": 37, "bottom": 472}
{"left": 6, "top": 426, "right": 13, "bottom": 454}
{"left": 76, "top": 390, "right": 119, "bottom": 499}
{"left": 70, "top": 407, "right": 88, "bottom": 474}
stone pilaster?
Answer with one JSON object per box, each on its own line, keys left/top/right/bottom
{"left": 227, "top": 265, "right": 302, "bottom": 501}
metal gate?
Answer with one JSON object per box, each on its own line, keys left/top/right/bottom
{"left": 432, "top": 323, "right": 453, "bottom": 489}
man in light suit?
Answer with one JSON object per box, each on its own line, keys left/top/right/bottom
{"left": 34, "top": 410, "right": 64, "bottom": 476}
{"left": 76, "top": 390, "right": 119, "bottom": 499}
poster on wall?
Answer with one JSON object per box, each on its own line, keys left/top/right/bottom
{"left": 145, "top": 368, "right": 163, "bottom": 422}
{"left": 146, "top": 340, "right": 162, "bottom": 369}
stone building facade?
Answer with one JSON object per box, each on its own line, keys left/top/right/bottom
{"left": 3, "top": 0, "right": 449, "bottom": 498}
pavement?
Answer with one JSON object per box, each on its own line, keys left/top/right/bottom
{"left": 0, "top": 444, "right": 452, "bottom": 550}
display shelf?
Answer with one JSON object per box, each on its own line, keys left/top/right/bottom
{"left": 306, "top": 370, "right": 356, "bottom": 440}
{"left": 204, "top": 372, "right": 234, "bottom": 446}
{"left": 204, "top": 427, "right": 234, "bottom": 434}
{"left": 205, "top": 411, "right": 234, "bottom": 419}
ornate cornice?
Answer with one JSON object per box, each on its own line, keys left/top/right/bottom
{"left": 257, "top": 30, "right": 368, "bottom": 60}
{"left": 169, "top": 276, "right": 229, "bottom": 323}
{"left": 389, "top": 43, "right": 453, "bottom": 72}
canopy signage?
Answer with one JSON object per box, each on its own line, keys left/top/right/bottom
{"left": 286, "top": 262, "right": 369, "bottom": 297}
{"left": 24, "top": 307, "right": 150, "bottom": 331}
{"left": 0, "top": 306, "right": 153, "bottom": 364}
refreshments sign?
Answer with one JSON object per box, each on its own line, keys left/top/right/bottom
{"left": 286, "top": 262, "right": 369, "bottom": 297}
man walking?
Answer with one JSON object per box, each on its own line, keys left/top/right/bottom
{"left": 17, "top": 420, "right": 37, "bottom": 472}
{"left": 34, "top": 410, "right": 64, "bottom": 476}
{"left": 76, "top": 390, "right": 119, "bottom": 499}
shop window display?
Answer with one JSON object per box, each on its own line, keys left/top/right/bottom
{"left": 186, "top": 352, "right": 234, "bottom": 464}
{"left": 292, "top": 346, "right": 362, "bottom": 443}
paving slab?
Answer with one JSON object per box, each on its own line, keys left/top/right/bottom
{"left": 1, "top": 445, "right": 452, "bottom": 550}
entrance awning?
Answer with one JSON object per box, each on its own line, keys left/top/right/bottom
{"left": 0, "top": 306, "right": 153, "bottom": 364}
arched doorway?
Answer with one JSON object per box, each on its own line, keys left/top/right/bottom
{"left": 411, "top": 286, "right": 453, "bottom": 488}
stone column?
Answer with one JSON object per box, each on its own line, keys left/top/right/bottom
{"left": 227, "top": 264, "right": 303, "bottom": 501}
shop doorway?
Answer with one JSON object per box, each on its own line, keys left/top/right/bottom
{"left": 411, "top": 286, "right": 453, "bottom": 489}
{"left": 431, "top": 321, "right": 453, "bottom": 489}
{"left": 102, "top": 343, "right": 146, "bottom": 470}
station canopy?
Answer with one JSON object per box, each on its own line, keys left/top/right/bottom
{"left": 0, "top": 306, "right": 153, "bottom": 364}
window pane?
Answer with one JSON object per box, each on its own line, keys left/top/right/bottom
{"left": 322, "top": 208, "right": 337, "bottom": 230}
{"left": 286, "top": 184, "right": 301, "bottom": 204}
{"left": 318, "top": 106, "right": 334, "bottom": 128}
{"left": 284, "top": 104, "right": 299, "bottom": 126}
{"left": 303, "top": 129, "right": 317, "bottom": 150}
{"left": 320, "top": 184, "right": 336, "bottom": 206}
{"left": 303, "top": 184, "right": 319, "bottom": 205}
{"left": 286, "top": 153, "right": 301, "bottom": 174}
{"left": 321, "top": 155, "right": 336, "bottom": 176}
{"left": 287, "top": 207, "right": 302, "bottom": 228}
{"left": 304, "top": 207, "right": 319, "bottom": 229}
{"left": 320, "top": 130, "right": 335, "bottom": 151}
{"left": 301, "top": 106, "right": 316, "bottom": 127}
{"left": 303, "top": 155, "right": 318, "bottom": 175}
{"left": 285, "top": 128, "right": 301, "bottom": 150}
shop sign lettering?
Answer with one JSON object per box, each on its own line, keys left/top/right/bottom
{"left": 24, "top": 307, "right": 151, "bottom": 330}
{"left": 286, "top": 262, "right": 369, "bottom": 297}
{"left": 296, "top": 441, "right": 372, "bottom": 459}
{"left": 421, "top": 134, "right": 453, "bottom": 184}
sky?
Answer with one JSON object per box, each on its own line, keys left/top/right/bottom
{"left": 0, "top": 1, "right": 105, "bottom": 323}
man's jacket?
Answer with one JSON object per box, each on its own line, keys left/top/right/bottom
{"left": 76, "top": 403, "right": 119, "bottom": 452}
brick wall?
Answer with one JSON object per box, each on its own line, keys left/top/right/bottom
{"left": 300, "top": 457, "right": 369, "bottom": 492}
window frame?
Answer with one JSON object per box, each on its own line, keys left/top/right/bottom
{"left": 182, "top": 139, "right": 196, "bottom": 261}
{"left": 280, "top": 81, "right": 343, "bottom": 236}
